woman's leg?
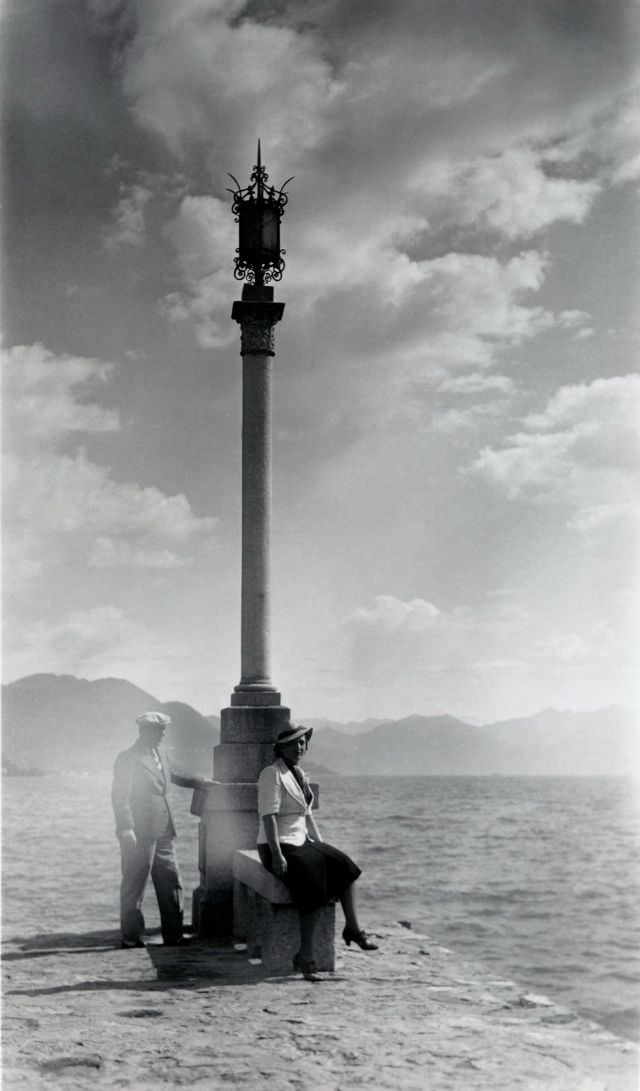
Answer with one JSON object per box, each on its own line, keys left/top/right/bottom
{"left": 339, "top": 881, "right": 360, "bottom": 932}
{"left": 339, "top": 882, "right": 378, "bottom": 949}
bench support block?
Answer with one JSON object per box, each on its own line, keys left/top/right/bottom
{"left": 232, "top": 850, "right": 336, "bottom": 973}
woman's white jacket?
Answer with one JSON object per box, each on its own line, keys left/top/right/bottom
{"left": 257, "top": 758, "right": 314, "bottom": 846}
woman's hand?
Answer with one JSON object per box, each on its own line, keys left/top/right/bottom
{"left": 272, "top": 853, "right": 288, "bottom": 879}
{"left": 262, "top": 813, "right": 287, "bottom": 877}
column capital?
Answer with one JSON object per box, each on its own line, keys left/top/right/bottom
{"left": 232, "top": 300, "right": 285, "bottom": 356}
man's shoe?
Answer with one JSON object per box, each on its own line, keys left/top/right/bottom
{"left": 163, "top": 936, "right": 195, "bottom": 947}
{"left": 293, "top": 951, "right": 321, "bottom": 982}
{"left": 120, "top": 939, "right": 145, "bottom": 949}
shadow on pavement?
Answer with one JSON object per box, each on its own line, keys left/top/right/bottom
{"left": 3, "top": 930, "right": 296, "bottom": 993}
{"left": 1, "top": 928, "right": 122, "bottom": 959}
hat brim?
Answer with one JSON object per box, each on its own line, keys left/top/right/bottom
{"left": 275, "top": 725, "right": 313, "bottom": 747}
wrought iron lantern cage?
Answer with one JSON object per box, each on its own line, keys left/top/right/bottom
{"left": 228, "top": 143, "right": 293, "bottom": 287}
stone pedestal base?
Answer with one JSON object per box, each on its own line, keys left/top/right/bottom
{"left": 191, "top": 781, "right": 258, "bottom": 934}
{"left": 233, "top": 849, "right": 335, "bottom": 973}
{"left": 191, "top": 703, "right": 290, "bottom": 936}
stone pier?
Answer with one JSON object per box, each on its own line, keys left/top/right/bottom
{"left": 3, "top": 921, "right": 637, "bottom": 1089}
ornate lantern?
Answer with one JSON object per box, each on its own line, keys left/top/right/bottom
{"left": 227, "top": 142, "right": 293, "bottom": 288}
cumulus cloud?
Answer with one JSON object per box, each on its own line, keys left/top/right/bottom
{"left": 431, "top": 403, "right": 504, "bottom": 435}
{"left": 586, "top": 87, "right": 640, "bottom": 185}
{"left": 287, "top": 242, "right": 556, "bottom": 442}
{"left": 160, "top": 194, "right": 237, "bottom": 347}
{"left": 342, "top": 594, "right": 466, "bottom": 687}
{"left": 348, "top": 595, "right": 442, "bottom": 633}
{"left": 375, "top": 250, "right": 555, "bottom": 404}
{"left": 413, "top": 146, "right": 601, "bottom": 241}
{"left": 557, "top": 309, "right": 591, "bottom": 330}
{"left": 104, "top": 182, "right": 153, "bottom": 249}
{"left": 340, "top": 591, "right": 629, "bottom": 705}
{"left": 556, "top": 312, "right": 594, "bottom": 341}
{"left": 289, "top": 219, "right": 552, "bottom": 364}
{"left": 533, "top": 625, "right": 617, "bottom": 666}
{"left": 89, "top": 537, "right": 186, "bottom": 569}
{"left": 3, "top": 343, "right": 217, "bottom": 585}
{"left": 469, "top": 374, "right": 640, "bottom": 525}
{"left": 422, "top": 250, "right": 553, "bottom": 345}
{"left": 4, "top": 605, "right": 185, "bottom": 687}
{"left": 13, "top": 450, "right": 214, "bottom": 543}
{"left": 120, "top": 0, "right": 340, "bottom": 170}
{"left": 437, "top": 373, "right": 514, "bottom": 396}
{"left": 5, "top": 449, "right": 216, "bottom": 584}
{"left": 3, "top": 343, "right": 120, "bottom": 449}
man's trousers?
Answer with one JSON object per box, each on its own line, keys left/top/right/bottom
{"left": 119, "top": 831, "right": 183, "bottom": 945}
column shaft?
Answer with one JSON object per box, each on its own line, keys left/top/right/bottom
{"left": 231, "top": 292, "right": 284, "bottom": 703}
{"left": 240, "top": 351, "right": 272, "bottom": 688}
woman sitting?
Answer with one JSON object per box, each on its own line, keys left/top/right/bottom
{"left": 257, "top": 723, "right": 378, "bottom": 980}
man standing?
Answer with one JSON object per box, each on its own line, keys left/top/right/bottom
{"left": 112, "top": 711, "right": 211, "bottom": 949}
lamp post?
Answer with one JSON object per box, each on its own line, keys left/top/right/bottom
{"left": 192, "top": 147, "right": 293, "bottom": 934}
{"left": 228, "top": 142, "right": 292, "bottom": 702}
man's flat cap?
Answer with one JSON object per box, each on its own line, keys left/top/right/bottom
{"left": 136, "top": 711, "right": 172, "bottom": 727}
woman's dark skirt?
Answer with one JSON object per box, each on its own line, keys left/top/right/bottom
{"left": 258, "top": 840, "right": 361, "bottom": 915}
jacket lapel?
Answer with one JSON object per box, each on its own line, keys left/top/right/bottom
{"left": 277, "top": 759, "right": 307, "bottom": 807}
{"left": 138, "top": 747, "right": 166, "bottom": 789}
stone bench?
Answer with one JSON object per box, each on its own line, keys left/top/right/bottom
{"left": 232, "top": 849, "right": 335, "bottom": 973}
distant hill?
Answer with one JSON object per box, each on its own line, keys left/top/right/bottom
{"left": 1, "top": 674, "right": 218, "bottom": 775}
{"left": 474, "top": 707, "right": 639, "bottom": 776}
{"left": 350, "top": 714, "right": 494, "bottom": 775}
{"left": 304, "top": 716, "right": 387, "bottom": 736}
{"left": 2, "top": 675, "right": 636, "bottom": 776}
{"left": 305, "top": 708, "right": 638, "bottom": 776}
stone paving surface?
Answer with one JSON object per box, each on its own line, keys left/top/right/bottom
{"left": 2, "top": 922, "right": 638, "bottom": 1090}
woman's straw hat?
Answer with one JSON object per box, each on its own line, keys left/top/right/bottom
{"left": 274, "top": 724, "right": 313, "bottom": 747}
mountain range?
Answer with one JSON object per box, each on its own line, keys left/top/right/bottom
{"left": 1, "top": 674, "right": 637, "bottom": 777}
{"left": 1, "top": 674, "right": 219, "bottom": 776}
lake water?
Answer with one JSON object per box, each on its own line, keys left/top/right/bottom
{"left": 2, "top": 773, "right": 638, "bottom": 1042}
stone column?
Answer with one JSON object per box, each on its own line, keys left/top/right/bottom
{"left": 233, "top": 285, "right": 284, "bottom": 702}
{"left": 192, "top": 284, "right": 290, "bottom": 935}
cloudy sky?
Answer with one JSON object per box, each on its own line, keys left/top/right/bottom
{"left": 3, "top": 0, "right": 639, "bottom": 723}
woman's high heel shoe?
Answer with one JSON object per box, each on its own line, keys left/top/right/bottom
{"left": 293, "top": 951, "right": 321, "bottom": 982}
{"left": 342, "top": 926, "right": 378, "bottom": 951}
